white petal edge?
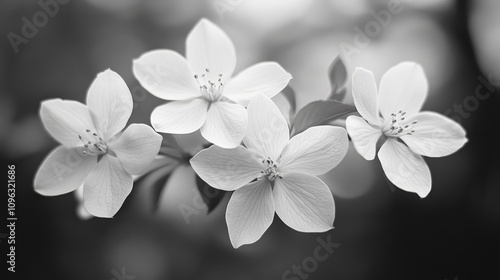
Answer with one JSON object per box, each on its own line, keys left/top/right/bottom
{"left": 186, "top": 18, "right": 236, "bottom": 81}
{"left": 76, "top": 203, "right": 94, "bottom": 220}
{"left": 351, "top": 67, "right": 381, "bottom": 125}
{"left": 280, "top": 126, "right": 349, "bottom": 176}
{"left": 226, "top": 179, "right": 275, "bottom": 248}
{"left": 400, "top": 111, "right": 468, "bottom": 157}
{"left": 378, "top": 62, "right": 428, "bottom": 119}
{"left": 40, "top": 99, "right": 97, "bottom": 147}
{"left": 108, "top": 124, "right": 163, "bottom": 175}
{"left": 74, "top": 185, "right": 94, "bottom": 220}
{"left": 346, "top": 115, "right": 383, "bottom": 160}
{"left": 200, "top": 101, "right": 247, "bottom": 148}
{"left": 378, "top": 139, "right": 431, "bottom": 198}
{"left": 34, "top": 146, "right": 96, "bottom": 196}
{"left": 244, "top": 95, "right": 289, "bottom": 161}
{"left": 83, "top": 155, "right": 133, "bottom": 218}
{"left": 273, "top": 172, "right": 335, "bottom": 232}
{"left": 151, "top": 98, "right": 209, "bottom": 134}
{"left": 86, "top": 69, "right": 133, "bottom": 140}
{"left": 224, "top": 62, "right": 292, "bottom": 107}
{"left": 190, "top": 145, "right": 262, "bottom": 191}
{"left": 133, "top": 50, "right": 200, "bottom": 101}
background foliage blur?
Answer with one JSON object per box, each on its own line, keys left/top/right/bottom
{"left": 1, "top": 0, "right": 499, "bottom": 279}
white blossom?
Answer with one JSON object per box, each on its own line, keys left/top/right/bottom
{"left": 191, "top": 95, "right": 348, "bottom": 248}
{"left": 346, "top": 62, "right": 467, "bottom": 197}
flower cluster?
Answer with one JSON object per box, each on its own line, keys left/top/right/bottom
{"left": 34, "top": 19, "right": 467, "bottom": 248}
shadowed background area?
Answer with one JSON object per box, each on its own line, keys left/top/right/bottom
{"left": 1, "top": 0, "right": 499, "bottom": 279}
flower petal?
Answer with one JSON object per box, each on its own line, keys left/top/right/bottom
{"left": 34, "top": 146, "right": 96, "bottom": 196}
{"left": 83, "top": 155, "right": 133, "bottom": 218}
{"left": 40, "top": 99, "right": 96, "bottom": 147}
{"left": 378, "top": 62, "right": 428, "bottom": 119}
{"left": 86, "top": 69, "right": 133, "bottom": 140}
{"left": 151, "top": 98, "right": 209, "bottom": 134}
{"left": 133, "top": 50, "right": 200, "bottom": 100}
{"left": 400, "top": 112, "right": 468, "bottom": 157}
{"left": 351, "top": 67, "right": 381, "bottom": 125}
{"left": 226, "top": 179, "right": 274, "bottom": 248}
{"left": 244, "top": 95, "right": 289, "bottom": 160}
{"left": 223, "top": 62, "right": 292, "bottom": 107}
{"left": 200, "top": 101, "right": 247, "bottom": 148}
{"left": 280, "top": 126, "right": 349, "bottom": 176}
{"left": 378, "top": 139, "right": 431, "bottom": 198}
{"left": 186, "top": 19, "right": 236, "bottom": 80}
{"left": 108, "top": 124, "right": 163, "bottom": 175}
{"left": 75, "top": 186, "right": 93, "bottom": 220}
{"left": 273, "top": 172, "right": 335, "bottom": 232}
{"left": 77, "top": 203, "right": 93, "bottom": 220}
{"left": 346, "top": 115, "right": 383, "bottom": 160}
{"left": 190, "top": 145, "right": 262, "bottom": 191}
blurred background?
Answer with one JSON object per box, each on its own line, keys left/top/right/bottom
{"left": 1, "top": 0, "right": 499, "bottom": 279}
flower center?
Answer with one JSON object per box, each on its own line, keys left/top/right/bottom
{"left": 194, "top": 68, "right": 224, "bottom": 102}
{"left": 78, "top": 129, "right": 108, "bottom": 155}
{"left": 383, "top": 110, "right": 418, "bottom": 137}
{"left": 260, "top": 157, "right": 282, "bottom": 181}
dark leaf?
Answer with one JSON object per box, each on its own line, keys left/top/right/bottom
{"left": 329, "top": 86, "right": 347, "bottom": 103}
{"left": 160, "top": 133, "right": 185, "bottom": 152}
{"left": 134, "top": 161, "right": 178, "bottom": 213}
{"left": 281, "top": 85, "right": 297, "bottom": 117}
{"left": 327, "top": 56, "right": 348, "bottom": 102}
{"left": 195, "top": 174, "right": 226, "bottom": 213}
{"left": 291, "top": 100, "right": 357, "bottom": 136}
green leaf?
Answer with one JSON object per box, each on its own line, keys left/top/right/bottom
{"left": 195, "top": 174, "right": 226, "bottom": 213}
{"left": 291, "top": 100, "right": 357, "bottom": 136}
{"left": 327, "top": 56, "right": 348, "bottom": 102}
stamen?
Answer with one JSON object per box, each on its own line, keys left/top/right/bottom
{"left": 77, "top": 129, "right": 108, "bottom": 155}
{"left": 261, "top": 157, "right": 281, "bottom": 181}
{"left": 384, "top": 110, "right": 418, "bottom": 137}
{"left": 193, "top": 67, "right": 225, "bottom": 101}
